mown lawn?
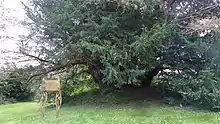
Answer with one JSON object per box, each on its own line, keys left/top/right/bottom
{"left": 0, "top": 102, "right": 220, "bottom": 124}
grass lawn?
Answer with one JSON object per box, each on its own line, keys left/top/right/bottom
{"left": 1, "top": 102, "right": 220, "bottom": 124}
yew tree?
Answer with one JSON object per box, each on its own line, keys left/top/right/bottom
{"left": 20, "top": 0, "right": 220, "bottom": 90}
{"left": 21, "top": 0, "right": 168, "bottom": 87}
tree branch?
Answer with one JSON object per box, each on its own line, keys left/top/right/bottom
{"left": 26, "top": 58, "right": 88, "bottom": 82}
{"left": 176, "top": 4, "right": 220, "bottom": 21}
{"left": 20, "top": 49, "right": 55, "bottom": 64}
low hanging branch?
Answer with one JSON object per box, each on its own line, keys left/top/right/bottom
{"left": 19, "top": 48, "right": 56, "bottom": 65}
{"left": 25, "top": 56, "right": 89, "bottom": 82}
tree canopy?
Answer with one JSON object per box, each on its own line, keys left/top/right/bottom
{"left": 20, "top": 0, "right": 220, "bottom": 87}
{"left": 20, "top": 0, "right": 167, "bottom": 87}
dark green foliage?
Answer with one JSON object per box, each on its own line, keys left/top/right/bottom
{"left": 0, "top": 67, "right": 37, "bottom": 104}
{"left": 166, "top": 70, "right": 220, "bottom": 110}
{"left": 0, "top": 93, "right": 16, "bottom": 104}
{"left": 159, "top": 32, "right": 220, "bottom": 110}
{"left": 2, "top": 79, "right": 30, "bottom": 101}
{"left": 22, "top": 0, "right": 167, "bottom": 87}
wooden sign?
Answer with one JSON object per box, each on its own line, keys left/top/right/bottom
{"left": 39, "top": 75, "right": 62, "bottom": 118}
{"left": 42, "top": 77, "right": 60, "bottom": 92}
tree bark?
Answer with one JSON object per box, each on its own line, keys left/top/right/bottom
{"left": 141, "top": 65, "right": 164, "bottom": 87}
{"left": 88, "top": 66, "right": 103, "bottom": 84}
{"left": 88, "top": 57, "right": 104, "bottom": 88}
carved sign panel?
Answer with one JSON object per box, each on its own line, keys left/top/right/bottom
{"left": 42, "top": 77, "right": 60, "bottom": 92}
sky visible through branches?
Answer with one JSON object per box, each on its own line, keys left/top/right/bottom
{"left": 0, "top": 0, "right": 30, "bottom": 67}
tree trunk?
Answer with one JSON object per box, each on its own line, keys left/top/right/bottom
{"left": 88, "top": 57, "right": 104, "bottom": 88}
{"left": 141, "top": 65, "right": 164, "bottom": 87}
{"left": 89, "top": 66, "right": 103, "bottom": 85}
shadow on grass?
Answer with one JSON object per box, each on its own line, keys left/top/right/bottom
{"left": 62, "top": 87, "right": 165, "bottom": 109}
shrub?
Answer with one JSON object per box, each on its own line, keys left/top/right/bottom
{"left": 166, "top": 70, "right": 220, "bottom": 110}
{"left": 1, "top": 80, "right": 33, "bottom": 101}
{"left": 0, "top": 67, "right": 36, "bottom": 103}
{"left": 0, "top": 94, "right": 17, "bottom": 104}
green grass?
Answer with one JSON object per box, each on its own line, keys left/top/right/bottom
{"left": 1, "top": 102, "right": 220, "bottom": 124}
